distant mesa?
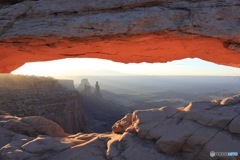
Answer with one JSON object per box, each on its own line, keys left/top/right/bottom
{"left": 78, "top": 79, "right": 91, "bottom": 90}
{"left": 83, "top": 83, "right": 91, "bottom": 95}
{"left": 77, "top": 78, "right": 102, "bottom": 98}
{"left": 77, "top": 79, "right": 93, "bottom": 93}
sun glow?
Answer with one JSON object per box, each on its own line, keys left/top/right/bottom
{"left": 11, "top": 58, "right": 240, "bottom": 77}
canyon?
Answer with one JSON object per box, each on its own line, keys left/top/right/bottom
{"left": 1, "top": 0, "right": 240, "bottom": 160}
{"left": 0, "top": 74, "right": 240, "bottom": 159}
{"left": 77, "top": 79, "right": 128, "bottom": 133}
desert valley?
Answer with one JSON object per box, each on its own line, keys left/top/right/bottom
{"left": 0, "top": 74, "right": 240, "bottom": 160}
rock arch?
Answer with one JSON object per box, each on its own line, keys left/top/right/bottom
{"left": 0, "top": 0, "right": 239, "bottom": 73}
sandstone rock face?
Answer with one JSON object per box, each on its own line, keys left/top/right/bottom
{"left": 0, "top": 74, "right": 86, "bottom": 134}
{"left": 1, "top": 94, "right": 240, "bottom": 160}
{"left": 0, "top": 0, "right": 240, "bottom": 72}
{"left": 112, "top": 96, "right": 240, "bottom": 160}
{"left": 220, "top": 94, "right": 240, "bottom": 106}
{"left": 107, "top": 132, "right": 176, "bottom": 160}
{"left": 0, "top": 115, "right": 66, "bottom": 137}
{"left": 228, "top": 115, "right": 240, "bottom": 135}
{"left": 21, "top": 116, "right": 66, "bottom": 137}
{"left": 112, "top": 113, "right": 133, "bottom": 134}
{"left": 0, "top": 114, "right": 176, "bottom": 160}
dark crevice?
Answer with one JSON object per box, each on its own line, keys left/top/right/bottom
{"left": 0, "top": 0, "right": 37, "bottom": 6}
{"left": 0, "top": 0, "right": 25, "bottom": 5}
{"left": 60, "top": 52, "right": 116, "bottom": 57}
{"left": 80, "top": 26, "right": 104, "bottom": 32}
{"left": 49, "top": 1, "right": 165, "bottom": 17}
{"left": 144, "top": 110, "right": 180, "bottom": 138}
{"left": 194, "top": 112, "right": 240, "bottom": 158}
{"left": 223, "top": 40, "right": 240, "bottom": 51}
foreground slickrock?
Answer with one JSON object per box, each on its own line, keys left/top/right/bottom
{"left": 0, "top": 114, "right": 175, "bottom": 160}
{"left": 113, "top": 94, "right": 240, "bottom": 160}
{"left": 1, "top": 94, "right": 240, "bottom": 160}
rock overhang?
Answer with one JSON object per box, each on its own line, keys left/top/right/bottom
{"left": 0, "top": 0, "right": 240, "bottom": 73}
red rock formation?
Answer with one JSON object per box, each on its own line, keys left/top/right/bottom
{"left": 0, "top": 34, "right": 240, "bottom": 73}
{"left": 0, "top": 0, "right": 240, "bottom": 72}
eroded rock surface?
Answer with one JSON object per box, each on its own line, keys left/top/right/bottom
{"left": 0, "top": 115, "right": 66, "bottom": 137}
{"left": 0, "top": 0, "right": 240, "bottom": 72}
{"left": 0, "top": 114, "right": 176, "bottom": 160}
{"left": 113, "top": 96, "right": 240, "bottom": 160}
{"left": 220, "top": 94, "right": 240, "bottom": 106}
{"left": 1, "top": 94, "right": 240, "bottom": 160}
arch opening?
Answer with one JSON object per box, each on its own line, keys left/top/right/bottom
{"left": 11, "top": 57, "right": 240, "bottom": 97}
{"left": 3, "top": 57, "right": 239, "bottom": 132}
{"left": 11, "top": 57, "right": 240, "bottom": 77}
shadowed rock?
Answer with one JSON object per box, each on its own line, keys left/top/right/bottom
{"left": 0, "top": 74, "right": 86, "bottom": 134}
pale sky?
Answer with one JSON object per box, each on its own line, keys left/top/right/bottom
{"left": 11, "top": 58, "right": 240, "bottom": 77}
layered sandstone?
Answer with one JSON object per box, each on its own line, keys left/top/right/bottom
{"left": 0, "top": 0, "right": 240, "bottom": 72}
{"left": 0, "top": 74, "right": 86, "bottom": 133}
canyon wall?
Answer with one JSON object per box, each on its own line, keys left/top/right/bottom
{"left": 0, "top": 74, "right": 86, "bottom": 133}
{"left": 0, "top": 0, "right": 240, "bottom": 72}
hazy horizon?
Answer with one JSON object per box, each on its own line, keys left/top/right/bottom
{"left": 11, "top": 58, "right": 240, "bottom": 77}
